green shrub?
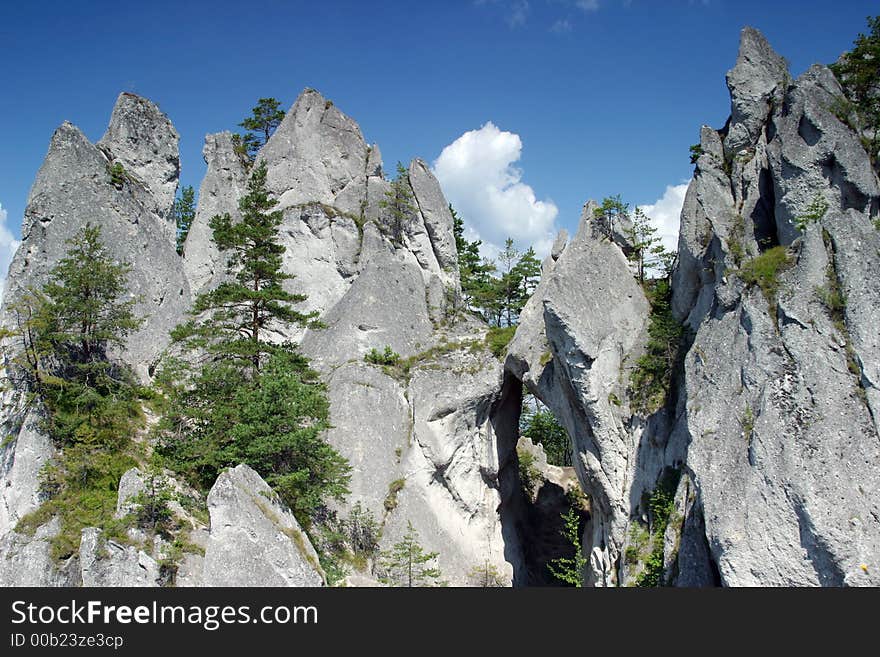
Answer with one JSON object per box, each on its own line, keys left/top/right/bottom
{"left": 365, "top": 346, "right": 400, "bottom": 366}
{"left": 521, "top": 408, "right": 570, "bottom": 466}
{"left": 516, "top": 447, "right": 541, "bottom": 497}
{"left": 629, "top": 279, "right": 685, "bottom": 414}
{"left": 384, "top": 478, "right": 405, "bottom": 511}
{"left": 634, "top": 467, "right": 681, "bottom": 587}
{"left": 485, "top": 325, "right": 516, "bottom": 359}
{"left": 107, "top": 162, "right": 127, "bottom": 187}
{"left": 728, "top": 214, "right": 746, "bottom": 267}
{"left": 738, "top": 246, "right": 793, "bottom": 316}
{"left": 547, "top": 508, "right": 587, "bottom": 587}
{"left": 346, "top": 502, "right": 381, "bottom": 557}
{"left": 795, "top": 194, "right": 829, "bottom": 232}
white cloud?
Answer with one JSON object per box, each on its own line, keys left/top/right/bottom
{"left": 0, "top": 203, "right": 21, "bottom": 303}
{"left": 637, "top": 182, "right": 690, "bottom": 256}
{"left": 575, "top": 0, "right": 600, "bottom": 12}
{"left": 433, "top": 122, "right": 559, "bottom": 259}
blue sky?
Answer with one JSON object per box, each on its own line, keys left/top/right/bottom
{"left": 0, "top": 0, "right": 876, "bottom": 276}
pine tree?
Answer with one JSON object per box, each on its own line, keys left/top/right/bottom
{"left": 1, "top": 224, "right": 143, "bottom": 408}
{"left": 547, "top": 508, "right": 587, "bottom": 587}
{"left": 4, "top": 224, "right": 144, "bottom": 558}
{"left": 237, "top": 97, "right": 285, "bottom": 160}
{"left": 830, "top": 16, "right": 880, "bottom": 164}
{"left": 625, "top": 207, "right": 665, "bottom": 284}
{"left": 379, "top": 162, "right": 417, "bottom": 244}
{"left": 173, "top": 160, "right": 313, "bottom": 378}
{"left": 450, "top": 204, "right": 497, "bottom": 315}
{"left": 521, "top": 396, "right": 571, "bottom": 466}
{"left": 594, "top": 195, "right": 629, "bottom": 240}
{"left": 496, "top": 238, "right": 520, "bottom": 327}
{"left": 159, "top": 161, "right": 349, "bottom": 524}
{"left": 512, "top": 246, "right": 541, "bottom": 303}
{"left": 379, "top": 521, "right": 445, "bottom": 587}
{"left": 467, "top": 561, "right": 506, "bottom": 587}
{"left": 228, "top": 350, "right": 350, "bottom": 519}
{"left": 174, "top": 185, "right": 196, "bottom": 255}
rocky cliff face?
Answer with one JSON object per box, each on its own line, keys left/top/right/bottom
{"left": 492, "top": 27, "right": 879, "bottom": 587}
{"left": 668, "top": 27, "right": 880, "bottom": 586}
{"left": 0, "top": 88, "right": 510, "bottom": 587}
{"left": 1, "top": 27, "right": 877, "bottom": 587}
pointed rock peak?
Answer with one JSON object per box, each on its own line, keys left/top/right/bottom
{"left": 725, "top": 27, "right": 789, "bottom": 152}
{"left": 51, "top": 120, "right": 91, "bottom": 147}
{"left": 367, "top": 143, "right": 383, "bottom": 177}
{"left": 575, "top": 199, "right": 599, "bottom": 242}
{"left": 258, "top": 88, "right": 368, "bottom": 209}
{"left": 283, "top": 87, "right": 364, "bottom": 139}
{"left": 97, "top": 92, "right": 180, "bottom": 219}
{"left": 407, "top": 158, "right": 458, "bottom": 274}
{"left": 203, "top": 130, "right": 247, "bottom": 172}
{"left": 550, "top": 229, "right": 569, "bottom": 260}
{"left": 736, "top": 26, "right": 776, "bottom": 60}
{"left": 729, "top": 27, "right": 788, "bottom": 86}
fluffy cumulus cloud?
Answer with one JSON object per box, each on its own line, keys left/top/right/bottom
{"left": 0, "top": 203, "right": 21, "bottom": 302}
{"left": 637, "top": 182, "right": 690, "bottom": 256}
{"left": 433, "top": 122, "right": 559, "bottom": 259}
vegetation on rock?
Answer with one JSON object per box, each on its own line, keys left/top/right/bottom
{"left": 378, "top": 521, "right": 445, "bottom": 587}
{"left": 157, "top": 160, "right": 349, "bottom": 526}
{"left": 173, "top": 185, "right": 196, "bottom": 254}
{"left": 3, "top": 224, "right": 146, "bottom": 559}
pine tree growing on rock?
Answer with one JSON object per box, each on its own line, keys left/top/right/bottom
{"left": 380, "top": 162, "right": 417, "bottom": 244}
{"left": 830, "top": 16, "right": 880, "bottom": 165}
{"left": 172, "top": 160, "right": 313, "bottom": 377}
{"left": 158, "top": 160, "right": 349, "bottom": 524}
{"left": 236, "top": 97, "right": 285, "bottom": 161}
{"left": 379, "top": 521, "right": 445, "bottom": 587}
{"left": 173, "top": 185, "right": 196, "bottom": 255}
{"left": 2, "top": 224, "right": 145, "bottom": 558}
{"left": 451, "top": 204, "right": 496, "bottom": 314}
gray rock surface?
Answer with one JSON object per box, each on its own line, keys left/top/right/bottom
{"left": 408, "top": 158, "right": 459, "bottom": 279}
{"left": 0, "top": 519, "right": 80, "bottom": 586}
{"left": 97, "top": 92, "right": 181, "bottom": 235}
{"left": 183, "top": 131, "right": 249, "bottom": 294}
{"left": 1, "top": 105, "right": 190, "bottom": 378}
{"left": 202, "top": 464, "right": 324, "bottom": 587}
{"left": 380, "top": 337, "right": 509, "bottom": 586}
{"left": 325, "top": 362, "right": 409, "bottom": 521}
{"left": 258, "top": 89, "right": 369, "bottom": 211}
{"left": 300, "top": 223, "right": 434, "bottom": 369}
{"left": 724, "top": 27, "right": 789, "bottom": 154}
{"left": 0, "top": 409, "right": 53, "bottom": 537}
{"left": 79, "top": 527, "right": 162, "bottom": 587}
{"left": 505, "top": 208, "right": 651, "bottom": 586}
{"left": 670, "top": 27, "right": 880, "bottom": 586}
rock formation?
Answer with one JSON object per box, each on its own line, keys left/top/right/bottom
{"left": 668, "top": 27, "right": 880, "bottom": 586}
{"left": 1, "top": 26, "right": 878, "bottom": 587}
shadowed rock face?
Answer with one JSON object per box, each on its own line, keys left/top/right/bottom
{"left": 504, "top": 213, "right": 652, "bottom": 586}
